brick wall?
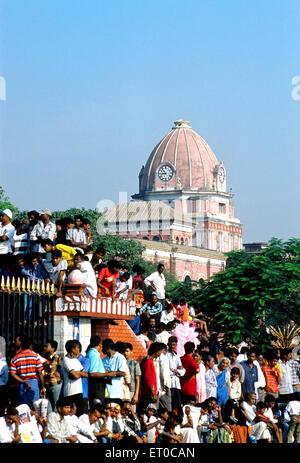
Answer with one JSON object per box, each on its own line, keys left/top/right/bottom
{"left": 91, "top": 319, "right": 147, "bottom": 363}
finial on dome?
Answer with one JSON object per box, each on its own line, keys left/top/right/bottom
{"left": 173, "top": 119, "right": 191, "bottom": 129}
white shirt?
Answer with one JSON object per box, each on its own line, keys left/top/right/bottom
{"left": 42, "top": 259, "right": 68, "bottom": 286}
{"left": 166, "top": 351, "right": 185, "bottom": 389}
{"left": 77, "top": 260, "right": 97, "bottom": 298}
{"left": 160, "top": 310, "right": 175, "bottom": 324}
{"left": 0, "top": 416, "right": 15, "bottom": 443}
{"left": 61, "top": 355, "right": 84, "bottom": 397}
{"left": 285, "top": 400, "right": 300, "bottom": 416}
{"left": 254, "top": 360, "right": 266, "bottom": 394}
{"left": 264, "top": 407, "right": 277, "bottom": 423}
{"left": 241, "top": 401, "right": 256, "bottom": 426}
{"left": 156, "top": 330, "right": 171, "bottom": 346}
{"left": 230, "top": 379, "right": 242, "bottom": 401}
{"left": 0, "top": 222, "right": 15, "bottom": 254}
{"left": 32, "top": 220, "right": 56, "bottom": 253}
{"left": 66, "top": 228, "right": 87, "bottom": 245}
{"left": 144, "top": 271, "right": 166, "bottom": 299}
{"left": 76, "top": 414, "right": 98, "bottom": 443}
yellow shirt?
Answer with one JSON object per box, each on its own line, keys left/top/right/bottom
{"left": 53, "top": 244, "right": 77, "bottom": 268}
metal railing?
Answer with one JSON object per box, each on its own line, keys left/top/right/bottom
{"left": 0, "top": 276, "right": 55, "bottom": 349}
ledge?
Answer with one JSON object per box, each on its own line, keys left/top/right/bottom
{"left": 54, "top": 285, "right": 136, "bottom": 320}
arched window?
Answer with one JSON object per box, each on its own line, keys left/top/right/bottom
{"left": 153, "top": 235, "right": 160, "bottom": 241}
{"left": 142, "top": 236, "right": 149, "bottom": 240}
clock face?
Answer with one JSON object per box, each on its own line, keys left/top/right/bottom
{"left": 218, "top": 166, "right": 225, "bottom": 183}
{"left": 157, "top": 164, "right": 174, "bottom": 182}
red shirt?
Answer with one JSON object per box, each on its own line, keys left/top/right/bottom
{"left": 140, "top": 358, "right": 157, "bottom": 397}
{"left": 9, "top": 349, "right": 43, "bottom": 380}
{"left": 180, "top": 354, "right": 199, "bottom": 396}
{"left": 98, "top": 267, "right": 119, "bottom": 296}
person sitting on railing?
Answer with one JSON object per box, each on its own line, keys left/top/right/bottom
{"left": 97, "top": 259, "right": 122, "bottom": 301}
{"left": 42, "top": 249, "right": 68, "bottom": 298}
{"left": 68, "top": 252, "right": 98, "bottom": 298}
{"left": 19, "top": 253, "right": 50, "bottom": 283}
{"left": 115, "top": 272, "right": 131, "bottom": 301}
{"left": 41, "top": 239, "right": 77, "bottom": 269}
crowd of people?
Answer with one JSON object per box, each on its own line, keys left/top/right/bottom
{"left": 0, "top": 208, "right": 300, "bottom": 444}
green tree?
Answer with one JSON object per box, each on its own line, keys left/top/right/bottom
{"left": 191, "top": 238, "right": 300, "bottom": 349}
{"left": 0, "top": 186, "right": 18, "bottom": 214}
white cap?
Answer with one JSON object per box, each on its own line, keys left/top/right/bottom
{"left": 0, "top": 208, "right": 13, "bottom": 219}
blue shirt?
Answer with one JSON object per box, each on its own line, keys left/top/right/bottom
{"left": 21, "top": 263, "right": 49, "bottom": 282}
{"left": 85, "top": 348, "right": 105, "bottom": 374}
{"left": 78, "top": 355, "right": 90, "bottom": 399}
{"left": 102, "top": 352, "right": 127, "bottom": 399}
{"left": 240, "top": 361, "right": 258, "bottom": 395}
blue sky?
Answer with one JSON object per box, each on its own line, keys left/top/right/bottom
{"left": 0, "top": 0, "right": 299, "bottom": 243}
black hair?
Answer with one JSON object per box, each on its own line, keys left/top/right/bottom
{"left": 6, "top": 407, "right": 19, "bottom": 416}
{"left": 65, "top": 339, "right": 82, "bottom": 354}
{"left": 230, "top": 367, "right": 240, "bottom": 375}
{"left": 89, "top": 335, "right": 101, "bottom": 348}
{"left": 102, "top": 338, "right": 115, "bottom": 351}
{"left": 28, "top": 210, "right": 40, "bottom": 220}
{"left": 184, "top": 342, "right": 195, "bottom": 355}
{"left": 148, "top": 342, "right": 163, "bottom": 356}
{"left": 168, "top": 336, "right": 178, "bottom": 344}
{"left": 41, "top": 238, "right": 53, "bottom": 247}
{"left": 256, "top": 401, "right": 266, "bottom": 411}
{"left": 125, "top": 343, "right": 133, "bottom": 351}
{"left": 74, "top": 215, "right": 84, "bottom": 222}
{"left": 265, "top": 394, "right": 277, "bottom": 404}
{"left": 120, "top": 272, "right": 130, "bottom": 281}
{"left": 107, "top": 259, "right": 122, "bottom": 269}
{"left": 52, "top": 249, "right": 62, "bottom": 258}
{"left": 56, "top": 397, "right": 72, "bottom": 409}
{"left": 20, "top": 335, "right": 33, "bottom": 350}
{"left": 95, "top": 246, "right": 106, "bottom": 255}
{"left": 114, "top": 341, "right": 126, "bottom": 354}
{"left": 47, "top": 339, "right": 58, "bottom": 351}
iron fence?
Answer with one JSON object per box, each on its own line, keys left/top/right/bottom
{"left": 0, "top": 276, "right": 55, "bottom": 350}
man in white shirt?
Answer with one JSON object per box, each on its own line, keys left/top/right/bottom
{"left": 144, "top": 263, "right": 166, "bottom": 306}
{"left": 32, "top": 209, "right": 56, "bottom": 255}
{"left": 66, "top": 215, "right": 87, "bottom": 253}
{"left": 167, "top": 336, "right": 185, "bottom": 411}
{"left": 160, "top": 303, "right": 175, "bottom": 325}
{"left": 61, "top": 340, "right": 89, "bottom": 416}
{"left": 0, "top": 209, "right": 15, "bottom": 255}
{"left": 72, "top": 252, "right": 98, "bottom": 298}
{"left": 285, "top": 399, "right": 300, "bottom": 443}
{"left": 0, "top": 407, "right": 21, "bottom": 443}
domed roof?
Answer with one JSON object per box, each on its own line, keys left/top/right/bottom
{"left": 139, "top": 120, "right": 220, "bottom": 192}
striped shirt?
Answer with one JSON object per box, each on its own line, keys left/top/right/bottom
{"left": 290, "top": 360, "right": 300, "bottom": 386}
{"left": 140, "top": 301, "right": 163, "bottom": 315}
{"left": 12, "top": 232, "right": 29, "bottom": 255}
{"left": 9, "top": 349, "right": 43, "bottom": 380}
{"left": 261, "top": 365, "right": 280, "bottom": 393}
{"left": 32, "top": 221, "right": 56, "bottom": 253}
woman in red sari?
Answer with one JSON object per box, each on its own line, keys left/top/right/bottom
{"left": 140, "top": 342, "right": 163, "bottom": 409}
